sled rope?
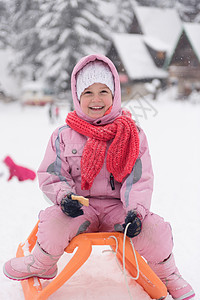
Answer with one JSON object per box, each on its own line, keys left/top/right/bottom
{"left": 104, "top": 223, "right": 139, "bottom": 300}
{"left": 123, "top": 222, "right": 140, "bottom": 300}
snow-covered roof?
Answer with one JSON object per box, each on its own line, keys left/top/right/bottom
{"left": 143, "top": 36, "right": 170, "bottom": 52}
{"left": 184, "top": 22, "right": 200, "bottom": 62}
{"left": 112, "top": 33, "right": 168, "bottom": 80}
{"left": 134, "top": 6, "right": 183, "bottom": 56}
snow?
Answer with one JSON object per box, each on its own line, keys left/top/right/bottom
{"left": 0, "top": 88, "right": 200, "bottom": 299}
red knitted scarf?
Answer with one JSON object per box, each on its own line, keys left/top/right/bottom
{"left": 66, "top": 111, "right": 140, "bottom": 190}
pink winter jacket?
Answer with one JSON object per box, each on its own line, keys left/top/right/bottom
{"left": 37, "top": 54, "right": 154, "bottom": 220}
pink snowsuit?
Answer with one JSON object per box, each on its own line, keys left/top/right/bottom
{"left": 37, "top": 54, "right": 173, "bottom": 263}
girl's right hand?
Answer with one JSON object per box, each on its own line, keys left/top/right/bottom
{"left": 60, "top": 193, "right": 84, "bottom": 218}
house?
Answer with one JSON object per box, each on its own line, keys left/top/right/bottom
{"left": 108, "top": 6, "right": 200, "bottom": 100}
{"left": 108, "top": 33, "right": 168, "bottom": 99}
{"left": 167, "top": 23, "right": 200, "bottom": 98}
{"left": 107, "top": 6, "right": 183, "bottom": 100}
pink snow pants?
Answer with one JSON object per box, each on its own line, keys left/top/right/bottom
{"left": 37, "top": 198, "right": 173, "bottom": 264}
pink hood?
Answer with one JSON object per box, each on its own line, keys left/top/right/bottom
{"left": 71, "top": 54, "right": 122, "bottom": 125}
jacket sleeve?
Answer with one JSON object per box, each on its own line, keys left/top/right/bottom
{"left": 120, "top": 128, "right": 154, "bottom": 220}
{"left": 37, "top": 126, "right": 76, "bottom": 205}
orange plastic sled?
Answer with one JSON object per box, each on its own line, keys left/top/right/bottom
{"left": 16, "top": 221, "right": 167, "bottom": 300}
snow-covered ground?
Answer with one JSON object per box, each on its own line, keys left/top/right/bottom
{"left": 0, "top": 90, "right": 200, "bottom": 299}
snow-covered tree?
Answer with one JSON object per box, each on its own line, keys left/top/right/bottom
{"left": 36, "top": 0, "right": 110, "bottom": 92}
{"left": 8, "top": 0, "right": 42, "bottom": 80}
{"left": 194, "top": 4, "right": 200, "bottom": 22}
{"left": 99, "top": 0, "right": 135, "bottom": 33}
{"left": 135, "top": 0, "right": 174, "bottom": 8}
{"left": 136, "top": 0, "right": 200, "bottom": 22}
{"left": 135, "top": 0, "right": 200, "bottom": 21}
{"left": 6, "top": 0, "right": 138, "bottom": 93}
{"left": 0, "top": 1, "right": 11, "bottom": 48}
{"left": 175, "top": 0, "right": 200, "bottom": 22}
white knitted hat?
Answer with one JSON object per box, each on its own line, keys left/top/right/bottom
{"left": 76, "top": 60, "right": 114, "bottom": 100}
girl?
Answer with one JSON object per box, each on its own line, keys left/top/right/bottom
{"left": 4, "top": 54, "right": 195, "bottom": 300}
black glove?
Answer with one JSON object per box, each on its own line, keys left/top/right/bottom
{"left": 123, "top": 210, "right": 142, "bottom": 238}
{"left": 60, "top": 193, "right": 84, "bottom": 218}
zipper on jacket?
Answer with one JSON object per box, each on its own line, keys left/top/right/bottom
{"left": 110, "top": 173, "right": 115, "bottom": 190}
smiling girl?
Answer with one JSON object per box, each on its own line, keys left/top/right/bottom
{"left": 3, "top": 54, "right": 195, "bottom": 300}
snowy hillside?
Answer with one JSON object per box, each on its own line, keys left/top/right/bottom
{"left": 0, "top": 91, "right": 199, "bottom": 299}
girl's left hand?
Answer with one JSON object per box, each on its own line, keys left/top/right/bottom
{"left": 123, "top": 210, "right": 142, "bottom": 238}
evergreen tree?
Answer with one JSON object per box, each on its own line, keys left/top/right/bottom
{"left": 194, "top": 3, "right": 200, "bottom": 22}
{"left": 175, "top": 0, "right": 200, "bottom": 22}
{"left": 0, "top": 0, "right": 11, "bottom": 48}
{"left": 135, "top": 0, "right": 174, "bottom": 8}
{"left": 100, "top": 0, "right": 135, "bottom": 33}
{"left": 8, "top": 0, "right": 42, "bottom": 80}
{"left": 135, "top": 0, "right": 200, "bottom": 21}
{"left": 36, "top": 0, "right": 110, "bottom": 92}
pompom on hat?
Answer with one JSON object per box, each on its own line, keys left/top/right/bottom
{"left": 76, "top": 60, "right": 115, "bottom": 100}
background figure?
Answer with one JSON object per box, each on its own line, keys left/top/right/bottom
{"left": 48, "top": 103, "right": 54, "bottom": 123}
{"left": 48, "top": 103, "right": 60, "bottom": 123}
{"left": 55, "top": 105, "right": 60, "bottom": 120}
